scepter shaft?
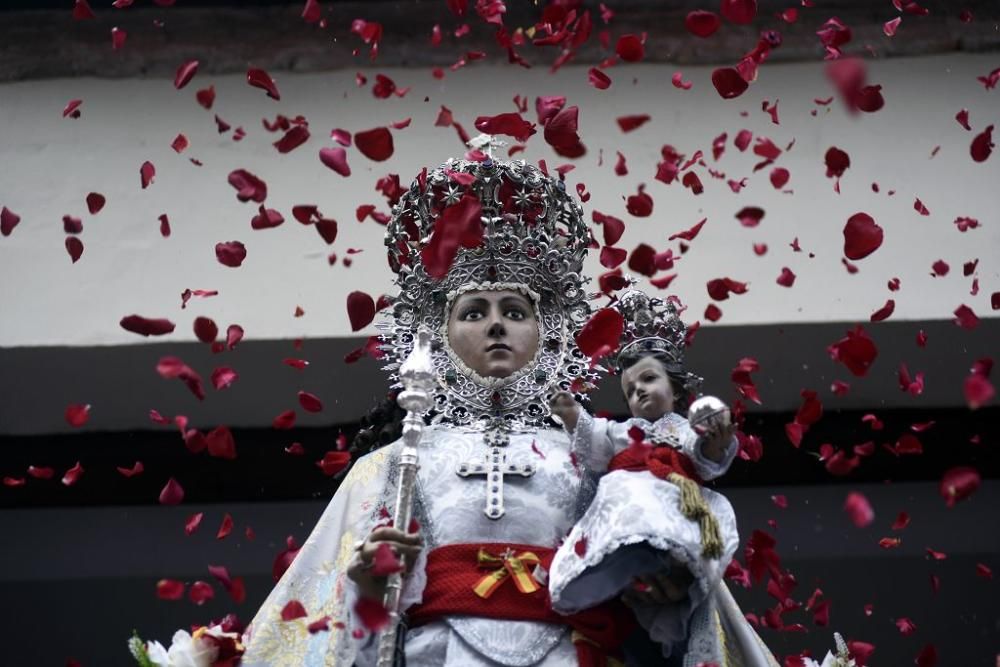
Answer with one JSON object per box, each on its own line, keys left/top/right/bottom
{"left": 375, "top": 330, "right": 434, "bottom": 667}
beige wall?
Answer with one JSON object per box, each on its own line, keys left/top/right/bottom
{"left": 1, "top": 53, "right": 998, "bottom": 348}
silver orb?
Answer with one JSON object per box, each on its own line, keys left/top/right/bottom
{"left": 687, "top": 395, "right": 731, "bottom": 434}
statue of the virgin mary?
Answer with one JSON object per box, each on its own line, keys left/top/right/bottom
{"left": 240, "top": 142, "right": 780, "bottom": 667}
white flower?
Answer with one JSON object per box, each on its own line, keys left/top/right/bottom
{"left": 143, "top": 630, "right": 218, "bottom": 667}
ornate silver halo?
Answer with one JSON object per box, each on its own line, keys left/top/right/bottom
{"left": 378, "top": 149, "right": 596, "bottom": 430}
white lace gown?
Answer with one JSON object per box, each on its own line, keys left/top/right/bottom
{"left": 240, "top": 422, "right": 778, "bottom": 666}
{"left": 548, "top": 411, "right": 741, "bottom": 660}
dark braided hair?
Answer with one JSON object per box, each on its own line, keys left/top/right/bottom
{"left": 348, "top": 390, "right": 408, "bottom": 460}
{"left": 617, "top": 348, "right": 693, "bottom": 415}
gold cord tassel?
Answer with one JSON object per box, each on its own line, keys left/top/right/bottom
{"left": 667, "top": 472, "right": 724, "bottom": 559}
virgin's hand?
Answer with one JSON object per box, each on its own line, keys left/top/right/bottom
{"left": 346, "top": 527, "right": 423, "bottom": 599}
{"left": 622, "top": 564, "right": 693, "bottom": 606}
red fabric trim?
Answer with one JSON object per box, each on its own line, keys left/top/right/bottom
{"left": 607, "top": 444, "right": 703, "bottom": 484}
{"left": 407, "top": 542, "right": 636, "bottom": 665}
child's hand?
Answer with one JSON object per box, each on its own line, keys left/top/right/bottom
{"left": 689, "top": 397, "right": 734, "bottom": 463}
{"left": 549, "top": 391, "right": 581, "bottom": 433}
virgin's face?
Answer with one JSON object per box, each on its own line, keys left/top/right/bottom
{"left": 446, "top": 290, "right": 539, "bottom": 379}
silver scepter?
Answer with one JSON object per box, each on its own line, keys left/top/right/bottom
{"left": 376, "top": 328, "right": 435, "bottom": 667}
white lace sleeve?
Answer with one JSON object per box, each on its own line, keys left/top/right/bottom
{"left": 570, "top": 410, "right": 635, "bottom": 473}
{"left": 677, "top": 418, "right": 738, "bottom": 481}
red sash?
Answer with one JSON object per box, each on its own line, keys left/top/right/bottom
{"left": 608, "top": 444, "right": 703, "bottom": 484}
{"left": 406, "top": 542, "right": 636, "bottom": 667}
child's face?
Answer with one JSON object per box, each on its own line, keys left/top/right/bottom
{"left": 621, "top": 356, "right": 675, "bottom": 421}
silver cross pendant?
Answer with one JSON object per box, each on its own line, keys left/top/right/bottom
{"left": 456, "top": 426, "right": 535, "bottom": 520}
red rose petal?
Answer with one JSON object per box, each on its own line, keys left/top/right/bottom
{"left": 616, "top": 114, "right": 650, "bottom": 133}
{"left": 685, "top": 10, "right": 721, "bottom": 37}
{"left": 63, "top": 99, "right": 83, "bottom": 119}
{"left": 1, "top": 206, "right": 21, "bottom": 236}
{"left": 159, "top": 477, "right": 185, "bottom": 505}
{"left": 769, "top": 167, "right": 790, "bottom": 189}
{"left": 274, "top": 126, "right": 310, "bottom": 154}
{"left": 939, "top": 466, "right": 980, "bottom": 507}
{"left": 543, "top": 105, "right": 582, "bottom": 153}
{"left": 215, "top": 241, "right": 247, "bottom": 268}
{"left": 776, "top": 267, "right": 796, "bottom": 287}
{"left": 735, "top": 206, "right": 764, "bottom": 228}
{"left": 140, "top": 161, "right": 155, "bottom": 189}
{"left": 210, "top": 367, "right": 238, "bottom": 391}
{"left": 824, "top": 146, "right": 850, "bottom": 179}
{"left": 226, "top": 324, "right": 244, "bottom": 349}
{"left": 370, "top": 542, "right": 404, "bottom": 576}
{"left": 574, "top": 536, "right": 588, "bottom": 556}
{"left": 228, "top": 169, "right": 267, "bottom": 203}
{"left": 298, "top": 391, "right": 323, "bottom": 413}
{"left": 576, "top": 308, "right": 625, "bottom": 359}
{"left": 869, "top": 299, "right": 895, "bottom": 322}
{"left": 712, "top": 68, "right": 749, "bottom": 99}
{"left": 273, "top": 409, "right": 297, "bottom": 430}
{"left": 316, "top": 450, "right": 351, "bottom": 476}
{"left": 346, "top": 291, "right": 376, "bottom": 331}
{"left": 964, "top": 373, "right": 995, "bottom": 410}
{"left": 156, "top": 579, "right": 185, "bottom": 601}
{"left": 707, "top": 277, "right": 749, "bottom": 301}
{"left": 188, "top": 580, "right": 215, "bottom": 606}
{"left": 318, "top": 147, "right": 351, "bottom": 177}
{"left": 473, "top": 112, "right": 536, "bottom": 142}
{"left": 671, "top": 72, "right": 693, "bottom": 90}
{"left": 354, "top": 127, "right": 394, "bottom": 161}
{"left": 206, "top": 426, "right": 237, "bottom": 459}
{"left": 354, "top": 596, "right": 390, "bottom": 631}
{"left": 828, "top": 325, "right": 878, "bottom": 377}
{"left": 65, "top": 236, "right": 84, "bottom": 263}
{"left": 195, "top": 85, "right": 215, "bottom": 109}
{"left": 85, "top": 192, "right": 106, "bottom": 215}
{"left": 281, "top": 600, "right": 308, "bottom": 621}
{"left": 65, "top": 404, "right": 91, "bottom": 427}
{"left": 953, "top": 304, "right": 979, "bottom": 330}
{"left": 721, "top": 0, "right": 757, "bottom": 24}
{"left": 27, "top": 466, "right": 55, "bottom": 480}
{"left": 626, "top": 184, "right": 653, "bottom": 217}
{"left": 844, "top": 491, "right": 875, "bottom": 527}
{"left": 174, "top": 60, "right": 199, "bottom": 90}
{"left": 185, "top": 512, "right": 204, "bottom": 536}
{"left": 843, "top": 212, "right": 883, "bottom": 260}
{"left": 120, "top": 315, "right": 176, "bottom": 337}
{"left": 587, "top": 67, "right": 611, "bottom": 90}
{"left": 970, "top": 125, "right": 993, "bottom": 162}
{"left": 420, "top": 193, "right": 483, "bottom": 279}
{"left": 247, "top": 67, "right": 281, "bottom": 100}
{"left": 192, "top": 316, "right": 218, "bottom": 343}
{"left": 216, "top": 512, "right": 234, "bottom": 539}
{"left": 251, "top": 205, "right": 285, "bottom": 230}
{"left": 615, "top": 34, "right": 645, "bottom": 62}
{"left": 976, "top": 563, "right": 993, "bottom": 579}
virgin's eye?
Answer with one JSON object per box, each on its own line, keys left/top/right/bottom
{"left": 460, "top": 309, "right": 484, "bottom": 321}
{"left": 505, "top": 308, "right": 527, "bottom": 321}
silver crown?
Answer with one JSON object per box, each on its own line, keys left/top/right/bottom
{"left": 610, "top": 289, "right": 703, "bottom": 396}
{"left": 378, "top": 137, "right": 596, "bottom": 429}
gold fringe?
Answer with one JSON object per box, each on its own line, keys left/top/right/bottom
{"left": 667, "top": 472, "right": 724, "bottom": 559}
